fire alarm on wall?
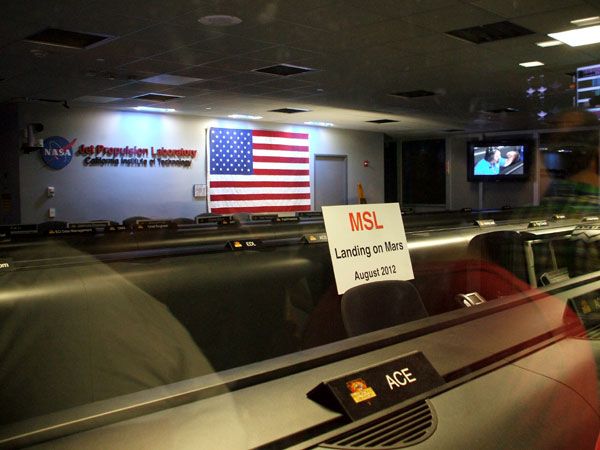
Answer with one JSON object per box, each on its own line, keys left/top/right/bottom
{"left": 363, "top": 160, "right": 369, "bottom": 167}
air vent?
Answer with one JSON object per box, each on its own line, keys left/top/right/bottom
{"left": 485, "top": 107, "right": 519, "bottom": 113}
{"left": 132, "top": 93, "right": 183, "bottom": 102}
{"left": 254, "top": 64, "right": 315, "bottom": 76}
{"left": 391, "top": 90, "right": 436, "bottom": 98}
{"left": 25, "top": 28, "right": 113, "bottom": 49}
{"left": 367, "top": 119, "right": 399, "bottom": 124}
{"left": 269, "top": 107, "right": 311, "bottom": 114}
{"left": 445, "top": 21, "right": 534, "bottom": 44}
{"left": 320, "top": 400, "right": 437, "bottom": 449}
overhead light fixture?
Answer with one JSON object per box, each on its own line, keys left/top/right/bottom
{"left": 198, "top": 15, "right": 242, "bottom": 26}
{"left": 254, "top": 64, "right": 316, "bottom": 76}
{"left": 132, "top": 93, "right": 183, "bottom": 102}
{"left": 445, "top": 21, "right": 534, "bottom": 44}
{"left": 133, "top": 106, "right": 176, "bottom": 113}
{"left": 269, "top": 108, "right": 311, "bottom": 114}
{"left": 519, "top": 61, "right": 544, "bottom": 67}
{"left": 304, "top": 121, "right": 334, "bottom": 127}
{"left": 536, "top": 40, "right": 563, "bottom": 47}
{"left": 228, "top": 114, "right": 263, "bottom": 120}
{"left": 24, "top": 27, "right": 113, "bottom": 49}
{"left": 366, "top": 119, "right": 399, "bottom": 124}
{"left": 549, "top": 25, "right": 600, "bottom": 47}
{"left": 570, "top": 16, "right": 600, "bottom": 26}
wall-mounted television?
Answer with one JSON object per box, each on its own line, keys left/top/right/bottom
{"left": 467, "top": 139, "right": 533, "bottom": 182}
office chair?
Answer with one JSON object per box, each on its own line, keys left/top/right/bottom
{"left": 341, "top": 280, "right": 428, "bottom": 337}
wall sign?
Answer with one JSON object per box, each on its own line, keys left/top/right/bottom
{"left": 322, "top": 203, "right": 414, "bottom": 294}
{"left": 41, "top": 136, "right": 76, "bottom": 170}
{"left": 75, "top": 144, "right": 198, "bottom": 168}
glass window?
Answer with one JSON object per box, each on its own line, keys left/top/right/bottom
{"left": 1, "top": 2, "right": 600, "bottom": 449}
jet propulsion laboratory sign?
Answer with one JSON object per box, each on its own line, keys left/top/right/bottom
{"left": 322, "top": 203, "right": 414, "bottom": 294}
{"left": 39, "top": 136, "right": 198, "bottom": 170}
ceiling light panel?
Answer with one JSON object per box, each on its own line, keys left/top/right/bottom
{"left": 549, "top": 25, "right": 600, "bottom": 47}
{"left": 366, "top": 119, "right": 399, "bottom": 124}
{"left": 25, "top": 28, "right": 113, "bottom": 49}
{"left": 132, "top": 93, "right": 183, "bottom": 102}
{"left": 519, "top": 61, "right": 544, "bottom": 67}
{"left": 445, "top": 21, "right": 535, "bottom": 44}
{"left": 269, "top": 108, "right": 311, "bottom": 114}
{"left": 254, "top": 64, "right": 316, "bottom": 76}
{"left": 570, "top": 16, "right": 600, "bottom": 26}
{"left": 536, "top": 40, "right": 563, "bottom": 47}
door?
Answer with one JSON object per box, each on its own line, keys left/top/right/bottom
{"left": 314, "top": 155, "right": 348, "bottom": 210}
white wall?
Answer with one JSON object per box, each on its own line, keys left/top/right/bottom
{"left": 19, "top": 104, "right": 384, "bottom": 223}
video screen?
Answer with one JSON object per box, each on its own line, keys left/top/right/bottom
{"left": 472, "top": 145, "right": 525, "bottom": 176}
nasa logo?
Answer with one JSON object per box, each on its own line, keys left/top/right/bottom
{"left": 41, "top": 136, "right": 77, "bottom": 170}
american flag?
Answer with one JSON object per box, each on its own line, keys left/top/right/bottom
{"left": 207, "top": 128, "right": 311, "bottom": 214}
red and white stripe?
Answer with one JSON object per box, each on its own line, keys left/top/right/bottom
{"left": 208, "top": 129, "right": 311, "bottom": 214}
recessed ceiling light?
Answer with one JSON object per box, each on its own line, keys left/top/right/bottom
{"left": 445, "top": 21, "right": 534, "bottom": 44}
{"left": 366, "top": 119, "right": 399, "bottom": 124}
{"left": 132, "top": 93, "right": 183, "bottom": 102}
{"left": 269, "top": 107, "right": 311, "bottom": 114}
{"left": 570, "top": 16, "right": 600, "bottom": 26}
{"left": 228, "top": 114, "right": 263, "bottom": 120}
{"left": 133, "top": 106, "right": 176, "bottom": 113}
{"left": 549, "top": 25, "right": 600, "bottom": 47}
{"left": 25, "top": 28, "right": 113, "bottom": 49}
{"left": 519, "top": 61, "right": 544, "bottom": 67}
{"left": 198, "top": 15, "right": 242, "bottom": 26}
{"left": 304, "top": 121, "right": 334, "bottom": 127}
{"left": 536, "top": 40, "right": 563, "bottom": 47}
{"left": 254, "top": 64, "right": 316, "bottom": 76}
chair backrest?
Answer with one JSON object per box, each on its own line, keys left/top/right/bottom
{"left": 341, "top": 280, "right": 428, "bottom": 337}
{"left": 467, "top": 231, "right": 529, "bottom": 283}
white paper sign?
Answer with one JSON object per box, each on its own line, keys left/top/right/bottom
{"left": 322, "top": 203, "right": 413, "bottom": 294}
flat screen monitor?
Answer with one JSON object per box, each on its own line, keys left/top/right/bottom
{"left": 467, "top": 140, "right": 532, "bottom": 182}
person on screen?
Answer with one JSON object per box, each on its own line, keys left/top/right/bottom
{"left": 474, "top": 147, "right": 519, "bottom": 175}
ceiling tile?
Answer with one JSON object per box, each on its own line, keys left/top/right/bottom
{"left": 512, "top": 4, "right": 600, "bottom": 33}
{"left": 470, "top": 0, "right": 587, "bottom": 18}
{"left": 282, "top": 1, "right": 388, "bottom": 32}
{"left": 173, "top": 66, "right": 237, "bottom": 80}
{"left": 119, "top": 58, "right": 192, "bottom": 75}
{"left": 402, "top": 3, "right": 505, "bottom": 32}
{"left": 128, "top": 23, "right": 222, "bottom": 47}
{"left": 84, "top": 0, "right": 199, "bottom": 21}
{"left": 345, "top": 0, "right": 462, "bottom": 18}
{"left": 189, "top": 34, "right": 274, "bottom": 55}
{"left": 201, "top": 56, "right": 276, "bottom": 72}
{"left": 244, "top": 45, "right": 323, "bottom": 64}
{"left": 150, "top": 49, "right": 221, "bottom": 66}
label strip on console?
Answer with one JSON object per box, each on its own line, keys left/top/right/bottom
{"left": 307, "top": 351, "right": 444, "bottom": 421}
